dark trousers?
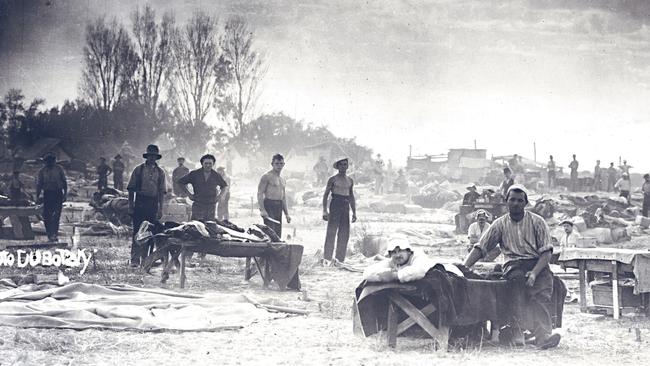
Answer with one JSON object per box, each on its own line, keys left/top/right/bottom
{"left": 132, "top": 196, "right": 159, "bottom": 264}
{"left": 98, "top": 176, "right": 108, "bottom": 191}
{"left": 263, "top": 199, "right": 283, "bottom": 237}
{"left": 113, "top": 171, "right": 124, "bottom": 190}
{"left": 191, "top": 201, "right": 216, "bottom": 221}
{"left": 608, "top": 178, "right": 616, "bottom": 192}
{"left": 643, "top": 194, "right": 650, "bottom": 217}
{"left": 43, "top": 190, "right": 64, "bottom": 239}
{"left": 324, "top": 194, "right": 350, "bottom": 262}
{"left": 547, "top": 172, "right": 555, "bottom": 188}
{"left": 620, "top": 190, "right": 630, "bottom": 204}
{"left": 570, "top": 171, "right": 578, "bottom": 192}
{"left": 504, "top": 259, "right": 554, "bottom": 341}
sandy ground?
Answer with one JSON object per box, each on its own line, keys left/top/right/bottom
{"left": 1, "top": 189, "right": 650, "bottom": 365}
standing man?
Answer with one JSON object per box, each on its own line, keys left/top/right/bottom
{"left": 499, "top": 167, "right": 515, "bottom": 198}
{"left": 615, "top": 172, "right": 632, "bottom": 205}
{"left": 177, "top": 154, "right": 228, "bottom": 221}
{"left": 593, "top": 160, "right": 602, "bottom": 192}
{"left": 322, "top": 157, "right": 357, "bottom": 263}
{"left": 172, "top": 157, "right": 190, "bottom": 197}
{"left": 569, "top": 154, "right": 579, "bottom": 192}
{"left": 547, "top": 155, "right": 556, "bottom": 189}
{"left": 374, "top": 153, "right": 385, "bottom": 195}
{"left": 464, "top": 185, "right": 561, "bottom": 349}
{"left": 36, "top": 152, "right": 67, "bottom": 242}
{"left": 112, "top": 154, "right": 125, "bottom": 190}
{"left": 8, "top": 169, "right": 25, "bottom": 204}
{"left": 96, "top": 157, "right": 112, "bottom": 191}
{"left": 126, "top": 145, "right": 166, "bottom": 267}
{"left": 642, "top": 174, "right": 650, "bottom": 217}
{"left": 620, "top": 160, "right": 632, "bottom": 175}
{"left": 216, "top": 167, "right": 231, "bottom": 221}
{"left": 257, "top": 154, "right": 291, "bottom": 237}
{"left": 313, "top": 156, "right": 329, "bottom": 185}
{"left": 607, "top": 162, "right": 618, "bottom": 192}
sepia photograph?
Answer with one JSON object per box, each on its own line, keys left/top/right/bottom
{"left": 1, "top": 0, "right": 650, "bottom": 365}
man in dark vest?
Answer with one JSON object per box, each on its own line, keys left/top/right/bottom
{"left": 36, "top": 152, "right": 67, "bottom": 242}
{"left": 96, "top": 157, "right": 112, "bottom": 191}
{"left": 177, "top": 154, "right": 228, "bottom": 221}
{"left": 126, "top": 145, "right": 166, "bottom": 267}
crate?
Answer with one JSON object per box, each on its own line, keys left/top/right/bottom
{"left": 591, "top": 281, "right": 642, "bottom": 307}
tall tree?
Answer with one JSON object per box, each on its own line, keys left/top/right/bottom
{"left": 220, "top": 16, "right": 266, "bottom": 137}
{"left": 131, "top": 5, "right": 174, "bottom": 118}
{"left": 166, "top": 11, "right": 230, "bottom": 154}
{"left": 80, "top": 17, "right": 138, "bottom": 111}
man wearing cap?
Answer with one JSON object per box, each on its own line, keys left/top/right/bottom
{"left": 172, "top": 157, "right": 190, "bottom": 197}
{"left": 547, "top": 155, "right": 556, "bottom": 189}
{"left": 558, "top": 220, "right": 581, "bottom": 248}
{"left": 36, "top": 152, "right": 68, "bottom": 242}
{"left": 642, "top": 174, "right": 650, "bottom": 217}
{"left": 257, "top": 154, "right": 291, "bottom": 237}
{"left": 126, "top": 145, "right": 167, "bottom": 267}
{"left": 112, "top": 154, "right": 125, "bottom": 190}
{"left": 607, "top": 162, "right": 618, "bottom": 192}
{"left": 464, "top": 184, "right": 561, "bottom": 349}
{"left": 615, "top": 172, "right": 632, "bottom": 205}
{"left": 177, "top": 154, "right": 228, "bottom": 221}
{"left": 467, "top": 210, "right": 501, "bottom": 261}
{"left": 322, "top": 157, "right": 357, "bottom": 263}
{"left": 363, "top": 238, "right": 463, "bottom": 282}
{"left": 96, "top": 157, "right": 112, "bottom": 191}
{"left": 216, "top": 167, "right": 231, "bottom": 221}
{"left": 463, "top": 184, "right": 480, "bottom": 205}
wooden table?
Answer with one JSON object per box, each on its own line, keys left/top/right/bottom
{"left": 0, "top": 206, "right": 41, "bottom": 240}
{"left": 144, "top": 237, "right": 303, "bottom": 290}
{"left": 558, "top": 247, "right": 650, "bottom": 319}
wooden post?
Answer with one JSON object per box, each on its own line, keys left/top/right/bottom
{"left": 612, "top": 260, "right": 620, "bottom": 319}
{"left": 245, "top": 257, "right": 252, "bottom": 280}
{"left": 180, "top": 250, "right": 187, "bottom": 289}
{"left": 387, "top": 300, "right": 398, "bottom": 348}
{"left": 579, "top": 260, "right": 587, "bottom": 312}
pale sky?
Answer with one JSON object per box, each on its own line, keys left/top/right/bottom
{"left": 2, "top": 0, "right": 650, "bottom": 171}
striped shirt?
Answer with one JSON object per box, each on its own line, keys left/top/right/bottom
{"left": 474, "top": 211, "right": 553, "bottom": 264}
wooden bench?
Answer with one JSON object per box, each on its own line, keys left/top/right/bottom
{"left": 0, "top": 206, "right": 41, "bottom": 240}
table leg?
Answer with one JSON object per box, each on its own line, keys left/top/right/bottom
{"left": 387, "top": 300, "right": 397, "bottom": 348}
{"left": 579, "top": 260, "right": 587, "bottom": 312}
{"left": 263, "top": 258, "right": 271, "bottom": 288}
{"left": 180, "top": 250, "right": 186, "bottom": 289}
{"left": 611, "top": 260, "right": 619, "bottom": 320}
{"left": 245, "top": 257, "right": 252, "bottom": 280}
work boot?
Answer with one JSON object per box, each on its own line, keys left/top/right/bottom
{"left": 536, "top": 333, "right": 561, "bottom": 350}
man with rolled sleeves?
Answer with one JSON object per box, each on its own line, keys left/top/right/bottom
{"left": 126, "top": 145, "right": 166, "bottom": 267}
{"left": 36, "top": 152, "right": 67, "bottom": 242}
{"left": 172, "top": 157, "right": 190, "bottom": 197}
{"left": 177, "top": 154, "right": 228, "bottom": 221}
{"left": 464, "top": 184, "right": 561, "bottom": 349}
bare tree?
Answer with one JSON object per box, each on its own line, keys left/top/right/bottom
{"left": 220, "top": 16, "right": 266, "bottom": 137}
{"left": 80, "top": 17, "right": 138, "bottom": 111}
{"left": 131, "top": 5, "right": 174, "bottom": 117}
{"left": 166, "top": 11, "right": 230, "bottom": 153}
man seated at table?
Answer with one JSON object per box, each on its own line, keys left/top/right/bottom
{"left": 558, "top": 220, "right": 581, "bottom": 248}
{"left": 464, "top": 184, "right": 562, "bottom": 350}
{"left": 363, "top": 238, "right": 463, "bottom": 283}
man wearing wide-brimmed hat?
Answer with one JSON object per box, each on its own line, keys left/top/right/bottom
{"left": 462, "top": 183, "right": 480, "bottom": 205}
{"left": 321, "top": 157, "right": 357, "bottom": 264}
{"left": 126, "top": 144, "right": 166, "bottom": 267}
{"left": 112, "top": 154, "right": 125, "bottom": 190}
{"left": 36, "top": 151, "right": 68, "bottom": 242}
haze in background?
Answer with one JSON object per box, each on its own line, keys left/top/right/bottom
{"left": 2, "top": 0, "right": 650, "bottom": 171}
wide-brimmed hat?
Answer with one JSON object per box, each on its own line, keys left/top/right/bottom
{"left": 114, "top": 154, "right": 122, "bottom": 159}
{"left": 466, "top": 183, "right": 477, "bottom": 190}
{"left": 559, "top": 220, "right": 573, "bottom": 227}
{"left": 333, "top": 157, "right": 349, "bottom": 169}
{"left": 142, "top": 145, "right": 162, "bottom": 159}
{"left": 475, "top": 209, "right": 488, "bottom": 218}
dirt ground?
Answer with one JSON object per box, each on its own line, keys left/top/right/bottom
{"left": 1, "top": 195, "right": 650, "bottom": 365}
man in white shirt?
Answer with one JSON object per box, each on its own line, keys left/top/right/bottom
{"left": 363, "top": 238, "right": 463, "bottom": 283}
{"left": 615, "top": 172, "right": 632, "bottom": 204}
{"left": 558, "top": 220, "right": 581, "bottom": 248}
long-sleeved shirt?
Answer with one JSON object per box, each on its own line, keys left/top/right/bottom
{"left": 362, "top": 250, "right": 463, "bottom": 283}
{"left": 642, "top": 181, "right": 650, "bottom": 195}
{"left": 126, "top": 162, "right": 166, "bottom": 198}
{"left": 615, "top": 178, "right": 631, "bottom": 191}
{"left": 558, "top": 230, "right": 581, "bottom": 247}
{"left": 475, "top": 211, "right": 553, "bottom": 265}
{"left": 468, "top": 221, "right": 490, "bottom": 244}
{"left": 37, "top": 165, "right": 67, "bottom": 191}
